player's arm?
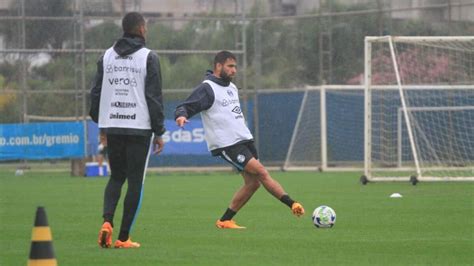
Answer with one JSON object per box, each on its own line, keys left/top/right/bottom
{"left": 174, "top": 83, "right": 214, "bottom": 127}
{"left": 145, "top": 51, "right": 166, "bottom": 137}
{"left": 145, "top": 51, "right": 166, "bottom": 155}
{"left": 89, "top": 55, "right": 104, "bottom": 123}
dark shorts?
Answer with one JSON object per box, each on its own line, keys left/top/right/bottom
{"left": 99, "top": 146, "right": 108, "bottom": 157}
{"left": 212, "top": 141, "right": 258, "bottom": 171}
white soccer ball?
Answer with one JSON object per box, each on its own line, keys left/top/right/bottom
{"left": 312, "top": 205, "right": 336, "bottom": 228}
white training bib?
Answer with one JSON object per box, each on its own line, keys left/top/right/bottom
{"left": 98, "top": 47, "right": 151, "bottom": 130}
{"left": 201, "top": 79, "right": 253, "bottom": 150}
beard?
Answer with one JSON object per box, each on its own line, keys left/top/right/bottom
{"left": 220, "top": 71, "right": 233, "bottom": 83}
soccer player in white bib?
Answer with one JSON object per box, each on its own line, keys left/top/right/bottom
{"left": 175, "top": 51, "right": 305, "bottom": 229}
{"left": 90, "top": 12, "right": 165, "bottom": 248}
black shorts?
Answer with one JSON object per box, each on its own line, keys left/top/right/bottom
{"left": 99, "top": 146, "right": 108, "bottom": 157}
{"left": 212, "top": 141, "right": 258, "bottom": 171}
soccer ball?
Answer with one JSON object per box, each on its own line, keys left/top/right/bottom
{"left": 312, "top": 205, "right": 336, "bottom": 228}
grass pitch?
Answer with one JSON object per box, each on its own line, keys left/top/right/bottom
{"left": 0, "top": 168, "right": 473, "bottom": 265}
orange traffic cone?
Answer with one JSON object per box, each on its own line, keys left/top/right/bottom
{"left": 28, "top": 207, "right": 57, "bottom": 266}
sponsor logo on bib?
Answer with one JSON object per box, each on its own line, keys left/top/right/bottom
{"left": 109, "top": 113, "right": 136, "bottom": 120}
{"left": 111, "top": 101, "right": 137, "bottom": 108}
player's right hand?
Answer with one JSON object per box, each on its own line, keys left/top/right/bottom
{"left": 153, "top": 136, "right": 164, "bottom": 155}
{"left": 176, "top": 116, "right": 189, "bottom": 128}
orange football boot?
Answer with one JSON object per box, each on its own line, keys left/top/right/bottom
{"left": 114, "top": 238, "right": 141, "bottom": 248}
{"left": 215, "top": 219, "right": 246, "bottom": 229}
{"left": 98, "top": 222, "right": 113, "bottom": 248}
{"left": 291, "top": 202, "right": 305, "bottom": 217}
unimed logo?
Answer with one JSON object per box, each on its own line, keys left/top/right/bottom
{"left": 109, "top": 113, "right": 136, "bottom": 120}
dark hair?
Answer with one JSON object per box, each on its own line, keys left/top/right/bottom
{"left": 122, "top": 12, "right": 145, "bottom": 34}
{"left": 214, "top": 50, "right": 236, "bottom": 67}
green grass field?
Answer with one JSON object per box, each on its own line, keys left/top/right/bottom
{"left": 1, "top": 168, "right": 473, "bottom": 265}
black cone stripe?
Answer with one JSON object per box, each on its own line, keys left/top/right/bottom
{"left": 29, "top": 242, "right": 55, "bottom": 259}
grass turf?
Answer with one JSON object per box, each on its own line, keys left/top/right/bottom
{"left": 0, "top": 169, "right": 473, "bottom": 265}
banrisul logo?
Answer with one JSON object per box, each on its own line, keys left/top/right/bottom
{"left": 105, "top": 64, "right": 141, "bottom": 74}
{"left": 105, "top": 64, "right": 113, "bottom": 73}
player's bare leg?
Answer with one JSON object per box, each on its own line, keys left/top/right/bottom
{"left": 244, "top": 158, "right": 305, "bottom": 217}
{"left": 216, "top": 172, "right": 260, "bottom": 229}
{"left": 244, "top": 158, "right": 286, "bottom": 198}
{"left": 97, "top": 154, "right": 105, "bottom": 176}
{"left": 228, "top": 171, "right": 261, "bottom": 211}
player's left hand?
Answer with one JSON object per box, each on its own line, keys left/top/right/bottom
{"left": 176, "top": 116, "right": 189, "bottom": 128}
{"left": 153, "top": 136, "right": 164, "bottom": 155}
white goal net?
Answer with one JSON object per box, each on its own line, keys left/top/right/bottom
{"left": 364, "top": 36, "right": 474, "bottom": 183}
{"left": 283, "top": 86, "right": 365, "bottom": 171}
{"left": 283, "top": 89, "right": 322, "bottom": 170}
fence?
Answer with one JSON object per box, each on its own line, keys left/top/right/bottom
{"left": 1, "top": 0, "right": 474, "bottom": 169}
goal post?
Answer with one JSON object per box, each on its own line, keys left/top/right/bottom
{"left": 363, "top": 36, "right": 474, "bottom": 183}
{"left": 283, "top": 85, "right": 365, "bottom": 172}
{"left": 283, "top": 87, "right": 324, "bottom": 171}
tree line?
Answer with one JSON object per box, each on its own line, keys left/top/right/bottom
{"left": 1, "top": 1, "right": 473, "bottom": 122}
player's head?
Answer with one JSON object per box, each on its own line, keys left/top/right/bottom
{"left": 213, "top": 50, "right": 237, "bottom": 82}
{"left": 122, "top": 12, "right": 147, "bottom": 38}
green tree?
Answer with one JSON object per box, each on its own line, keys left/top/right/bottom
{"left": 85, "top": 22, "right": 121, "bottom": 49}
{"left": 28, "top": 56, "right": 77, "bottom": 117}
{"left": 1, "top": 0, "right": 72, "bottom": 49}
{"left": 0, "top": 72, "right": 21, "bottom": 123}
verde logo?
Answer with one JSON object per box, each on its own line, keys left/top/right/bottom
{"left": 108, "top": 77, "right": 137, "bottom": 87}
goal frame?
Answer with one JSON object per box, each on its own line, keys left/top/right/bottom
{"left": 282, "top": 85, "right": 365, "bottom": 172}
{"left": 363, "top": 36, "right": 474, "bottom": 183}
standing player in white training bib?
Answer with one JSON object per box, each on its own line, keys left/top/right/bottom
{"left": 90, "top": 12, "right": 165, "bottom": 248}
{"left": 175, "top": 51, "right": 305, "bottom": 229}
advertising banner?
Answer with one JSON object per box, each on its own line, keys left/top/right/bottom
{"left": 87, "top": 120, "right": 100, "bottom": 156}
{"left": 0, "top": 122, "right": 85, "bottom": 160}
{"left": 87, "top": 119, "right": 208, "bottom": 156}
{"left": 161, "top": 119, "right": 207, "bottom": 155}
